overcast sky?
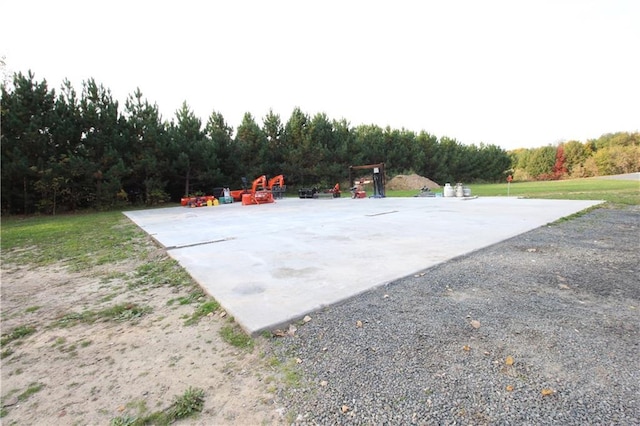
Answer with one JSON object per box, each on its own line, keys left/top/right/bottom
{"left": 2, "top": 0, "right": 639, "bottom": 150}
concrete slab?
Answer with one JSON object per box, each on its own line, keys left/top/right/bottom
{"left": 124, "top": 197, "right": 603, "bottom": 335}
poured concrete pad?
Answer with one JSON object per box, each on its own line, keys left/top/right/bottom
{"left": 124, "top": 197, "right": 602, "bottom": 335}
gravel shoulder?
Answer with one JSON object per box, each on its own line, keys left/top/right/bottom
{"left": 269, "top": 205, "right": 640, "bottom": 425}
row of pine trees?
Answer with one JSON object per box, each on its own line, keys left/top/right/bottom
{"left": 2, "top": 71, "right": 637, "bottom": 214}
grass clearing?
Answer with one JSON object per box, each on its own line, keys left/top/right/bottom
{"left": 0, "top": 211, "right": 147, "bottom": 270}
{"left": 387, "top": 176, "right": 639, "bottom": 205}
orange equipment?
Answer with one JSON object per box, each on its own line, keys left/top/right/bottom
{"left": 268, "top": 174, "right": 286, "bottom": 199}
{"left": 242, "top": 175, "right": 275, "bottom": 205}
{"left": 349, "top": 163, "right": 385, "bottom": 198}
{"left": 268, "top": 174, "right": 284, "bottom": 189}
{"left": 350, "top": 179, "right": 368, "bottom": 198}
{"left": 330, "top": 183, "right": 341, "bottom": 197}
{"left": 229, "top": 189, "right": 247, "bottom": 202}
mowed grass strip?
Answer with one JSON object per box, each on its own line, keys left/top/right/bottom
{"left": 387, "top": 176, "right": 639, "bottom": 205}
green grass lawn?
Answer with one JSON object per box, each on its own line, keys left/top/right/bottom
{"left": 0, "top": 211, "right": 148, "bottom": 270}
{"left": 387, "top": 177, "right": 639, "bottom": 206}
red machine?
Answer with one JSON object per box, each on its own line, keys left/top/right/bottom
{"left": 349, "top": 163, "right": 386, "bottom": 198}
{"left": 229, "top": 189, "right": 247, "bottom": 202}
{"left": 230, "top": 174, "right": 285, "bottom": 202}
{"left": 180, "top": 195, "right": 217, "bottom": 207}
{"left": 328, "top": 183, "right": 341, "bottom": 197}
{"left": 242, "top": 175, "right": 275, "bottom": 205}
{"left": 350, "top": 179, "right": 369, "bottom": 198}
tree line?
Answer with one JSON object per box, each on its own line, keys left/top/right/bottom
{"left": 3, "top": 72, "right": 636, "bottom": 215}
{"left": 1, "top": 71, "right": 511, "bottom": 214}
{"left": 510, "top": 132, "right": 639, "bottom": 181}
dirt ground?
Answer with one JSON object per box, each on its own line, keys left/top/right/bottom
{"left": 386, "top": 174, "right": 440, "bottom": 191}
{"left": 0, "top": 243, "right": 286, "bottom": 425}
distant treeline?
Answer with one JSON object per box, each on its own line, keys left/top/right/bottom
{"left": 1, "top": 71, "right": 637, "bottom": 214}
{"left": 510, "top": 132, "right": 639, "bottom": 181}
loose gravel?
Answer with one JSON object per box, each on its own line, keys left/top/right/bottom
{"left": 268, "top": 205, "right": 640, "bottom": 425}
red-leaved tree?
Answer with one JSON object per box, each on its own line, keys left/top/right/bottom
{"left": 552, "top": 145, "right": 567, "bottom": 179}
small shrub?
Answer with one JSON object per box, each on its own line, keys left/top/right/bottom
{"left": 169, "top": 387, "right": 205, "bottom": 419}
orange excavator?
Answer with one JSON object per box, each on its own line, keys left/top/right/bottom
{"left": 241, "top": 175, "right": 275, "bottom": 205}
{"left": 268, "top": 174, "right": 286, "bottom": 199}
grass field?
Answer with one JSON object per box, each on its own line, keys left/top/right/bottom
{"left": 387, "top": 176, "right": 639, "bottom": 205}
{"left": 0, "top": 211, "right": 148, "bottom": 269}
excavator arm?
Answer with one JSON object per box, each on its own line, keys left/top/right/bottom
{"left": 268, "top": 174, "right": 284, "bottom": 189}
{"left": 251, "top": 175, "right": 268, "bottom": 194}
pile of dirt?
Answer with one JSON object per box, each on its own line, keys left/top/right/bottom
{"left": 387, "top": 174, "right": 440, "bottom": 191}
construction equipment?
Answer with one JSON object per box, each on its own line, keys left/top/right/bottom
{"left": 350, "top": 179, "right": 369, "bottom": 199}
{"left": 298, "top": 183, "right": 341, "bottom": 199}
{"left": 327, "top": 183, "right": 341, "bottom": 198}
{"left": 229, "top": 177, "right": 252, "bottom": 202}
{"left": 268, "top": 175, "right": 286, "bottom": 199}
{"left": 349, "top": 163, "right": 385, "bottom": 198}
{"left": 242, "top": 175, "right": 275, "bottom": 205}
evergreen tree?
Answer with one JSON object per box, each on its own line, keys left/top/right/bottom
{"left": 167, "top": 102, "right": 211, "bottom": 198}
{"left": 78, "top": 78, "right": 125, "bottom": 208}
{"left": 205, "top": 110, "right": 236, "bottom": 187}
{"left": 0, "top": 71, "right": 56, "bottom": 214}
{"left": 262, "top": 109, "right": 285, "bottom": 180}
{"left": 235, "top": 112, "right": 266, "bottom": 181}
{"left": 124, "top": 88, "right": 168, "bottom": 205}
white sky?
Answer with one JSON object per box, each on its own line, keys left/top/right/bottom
{"left": 2, "top": 0, "right": 639, "bottom": 150}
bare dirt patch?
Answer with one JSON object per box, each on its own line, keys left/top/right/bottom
{"left": 1, "top": 246, "right": 286, "bottom": 424}
{"left": 387, "top": 174, "right": 440, "bottom": 191}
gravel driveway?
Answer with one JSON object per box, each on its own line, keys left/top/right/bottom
{"left": 269, "top": 205, "right": 639, "bottom": 425}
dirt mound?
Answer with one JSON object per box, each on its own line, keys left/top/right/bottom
{"left": 387, "top": 174, "right": 440, "bottom": 191}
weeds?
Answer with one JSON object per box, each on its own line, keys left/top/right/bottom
{"left": 1, "top": 325, "right": 36, "bottom": 346}
{"left": 110, "top": 387, "right": 205, "bottom": 426}
{"left": 282, "top": 359, "right": 302, "bottom": 388}
{"left": 54, "top": 303, "right": 152, "bottom": 327}
{"left": 219, "top": 324, "right": 253, "bottom": 350}
{"left": 167, "top": 290, "right": 205, "bottom": 307}
{"left": 132, "top": 259, "right": 194, "bottom": 289}
{"left": 184, "top": 300, "right": 220, "bottom": 326}
{"left": 18, "top": 383, "right": 44, "bottom": 401}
